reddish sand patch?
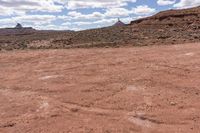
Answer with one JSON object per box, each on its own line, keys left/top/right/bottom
{"left": 0, "top": 43, "right": 200, "bottom": 132}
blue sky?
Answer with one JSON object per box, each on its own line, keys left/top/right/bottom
{"left": 0, "top": 0, "right": 199, "bottom": 31}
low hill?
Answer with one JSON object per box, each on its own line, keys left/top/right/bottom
{"left": 0, "top": 28, "right": 36, "bottom": 36}
{"left": 130, "top": 6, "right": 200, "bottom": 29}
{"left": 0, "top": 6, "right": 200, "bottom": 50}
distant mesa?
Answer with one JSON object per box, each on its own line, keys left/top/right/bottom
{"left": 0, "top": 23, "right": 36, "bottom": 36}
{"left": 113, "top": 18, "right": 126, "bottom": 27}
{"left": 7, "top": 23, "right": 35, "bottom": 30}
{"left": 15, "top": 23, "right": 23, "bottom": 29}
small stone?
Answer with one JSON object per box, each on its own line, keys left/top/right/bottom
{"left": 170, "top": 102, "right": 176, "bottom": 106}
{"left": 70, "top": 108, "right": 79, "bottom": 112}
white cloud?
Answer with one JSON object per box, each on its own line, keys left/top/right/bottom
{"left": 93, "top": 18, "right": 116, "bottom": 25}
{"left": 105, "top": 8, "right": 131, "bottom": 17}
{"left": 66, "top": 0, "right": 137, "bottom": 9}
{"left": 157, "top": 0, "right": 176, "bottom": 6}
{"left": 68, "top": 11, "right": 104, "bottom": 20}
{"left": 0, "top": 0, "right": 63, "bottom": 16}
{"left": 61, "top": 22, "right": 71, "bottom": 26}
{"left": 73, "top": 21, "right": 93, "bottom": 26}
{"left": 35, "top": 24, "right": 69, "bottom": 30}
{"left": 132, "top": 5, "right": 156, "bottom": 15}
{"left": 0, "top": 6, "right": 14, "bottom": 16}
{"left": 63, "top": 16, "right": 135, "bottom": 30}
{"left": 57, "top": 15, "right": 70, "bottom": 21}
{"left": 174, "top": 0, "right": 200, "bottom": 8}
{"left": 14, "top": 15, "right": 56, "bottom": 25}
{"left": 65, "top": 7, "right": 132, "bottom": 21}
{"left": 0, "top": 18, "right": 16, "bottom": 28}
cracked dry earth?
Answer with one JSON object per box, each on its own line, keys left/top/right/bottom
{"left": 0, "top": 43, "right": 200, "bottom": 133}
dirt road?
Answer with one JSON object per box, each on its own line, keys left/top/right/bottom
{"left": 0, "top": 43, "right": 200, "bottom": 133}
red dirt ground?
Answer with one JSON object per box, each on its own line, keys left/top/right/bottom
{"left": 0, "top": 43, "right": 200, "bottom": 133}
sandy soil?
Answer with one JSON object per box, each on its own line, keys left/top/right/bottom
{"left": 0, "top": 43, "right": 200, "bottom": 133}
